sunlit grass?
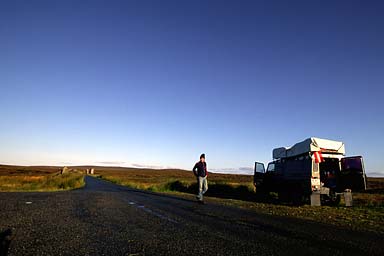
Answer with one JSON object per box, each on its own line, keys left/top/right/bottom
{"left": 0, "top": 173, "right": 85, "bottom": 192}
{"left": 99, "top": 173, "right": 256, "bottom": 198}
{"left": 97, "top": 168, "right": 254, "bottom": 192}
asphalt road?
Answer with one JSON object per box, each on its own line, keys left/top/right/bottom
{"left": 0, "top": 176, "right": 382, "bottom": 256}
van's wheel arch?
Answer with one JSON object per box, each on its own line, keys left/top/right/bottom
{"left": 290, "top": 184, "right": 304, "bottom": 205}
{"left": 277, "top": 184, "right": 303, "bottom": 205}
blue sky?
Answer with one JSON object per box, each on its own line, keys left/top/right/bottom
{"left": 0, "top": 0, "right": 383, "bottom": 176}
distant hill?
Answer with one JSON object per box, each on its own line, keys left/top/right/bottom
{"left": 0, "top": 164, "right": 193, "bottom": 176}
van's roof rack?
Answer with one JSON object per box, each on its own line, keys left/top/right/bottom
{"left": 273, "top": 137, "right": 345, "bottom": 159}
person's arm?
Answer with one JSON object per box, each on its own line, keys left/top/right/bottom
{"left": 205, "top": 162, "right": 208, "bottom": 177}
{"left": 192, "top": 163, "right": 198, "bottom": 176}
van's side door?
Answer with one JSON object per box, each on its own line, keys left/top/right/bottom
{"left": 340, "top": 156, "right": 367, "bottom": 191}
{"left": 254, "top": 162, "right": 265, "bottom": 187}
{"left": 264, "top": 162, "right": 278, "bottom": 190}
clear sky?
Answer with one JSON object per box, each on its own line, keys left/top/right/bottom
{"left": 0, "top": 0, "right": 383, "bottom": 176}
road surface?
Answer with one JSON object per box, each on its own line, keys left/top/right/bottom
{"left": 0, "top": 176, "right": 382, "bottom": 256}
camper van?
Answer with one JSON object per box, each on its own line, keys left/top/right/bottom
{"left": 254, "top": 138, "right": 367, "bottom": 205}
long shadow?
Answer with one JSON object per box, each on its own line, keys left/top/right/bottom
{"left": 94, "top": 176, "right": 287, "bottom": 205}
{"left": 0, "top": 229, "right": 12, "bottom": 256}
{"left": 164, "top": 181, "right": 279, "bottom": 204}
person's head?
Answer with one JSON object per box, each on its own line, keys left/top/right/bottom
{"left": 200, "top": 153, "right": 206, "bottom": 162}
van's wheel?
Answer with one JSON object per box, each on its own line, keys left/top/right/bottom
{"left": 255, "top": 185, "right": 264, "bottom": 194}
{"left": 290, "top": 186, "right": 304, "bottom": 205}
{"left": 291, "top": 191, "right": 303, "bottom": 205}
{"left": 278, "top": 190, "right": 290, "bottom": 202}
{"left": 255, "top": 185, "right": 267, "bottom": 201}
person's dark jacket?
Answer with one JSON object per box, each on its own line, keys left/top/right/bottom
{"left": 193, "top": 161, "right": 207, "bottom": 177}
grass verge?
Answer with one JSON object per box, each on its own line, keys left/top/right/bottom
{"left": 0, "top": 173, "right": 85, "bottom": 192}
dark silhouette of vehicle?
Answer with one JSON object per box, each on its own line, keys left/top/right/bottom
{"left": 254, "top": 138, "right": 367, "bottom": 205}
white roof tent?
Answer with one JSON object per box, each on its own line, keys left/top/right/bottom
{"left": 273, "top": 137, "right": 346, "bottom": 159}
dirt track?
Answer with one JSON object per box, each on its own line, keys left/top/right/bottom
{"left": 0, "top": 176, "right": 382, "bottom": 255}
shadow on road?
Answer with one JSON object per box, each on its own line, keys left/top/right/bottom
{"left": 0, "top": 229, "right": 12, "bottom": 256}
{"left": 94, "top": 176, "right": 295, "bottom": 205}
{"left": 163, "top": 180, "right": 280, "bottom": 204}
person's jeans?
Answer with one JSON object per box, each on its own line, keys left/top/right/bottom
{"left": 197, "top": 176, "right": 208, "bottom": 200}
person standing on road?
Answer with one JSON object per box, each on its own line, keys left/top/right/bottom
{"left": 193, "top": 153, "right": 208, "bottom": 203}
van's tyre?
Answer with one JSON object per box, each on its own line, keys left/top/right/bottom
{"left": 290, "top": 185, "right": 304, "bottom": 205}
{"left": 291, "top": 191, "right": 303, "bottom": 206}
{"left": 278, "top": 191, "right": 289, "bottom": 202}
{"left": 255, "top": 186, "right": 269, "bottom": 201}
{"left": 255, "top": 185, "right": 264, "bottom": 194}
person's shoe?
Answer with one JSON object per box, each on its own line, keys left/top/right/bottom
{"left": 198, "top": 200, "right": 206, "bottom": 205}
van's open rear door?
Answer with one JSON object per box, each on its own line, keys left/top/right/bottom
{"left": 340, "top": 156, "right": 367, "bottom": 191}
{"left": 254, "top": 162, "right": 265, "bottom": 187}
